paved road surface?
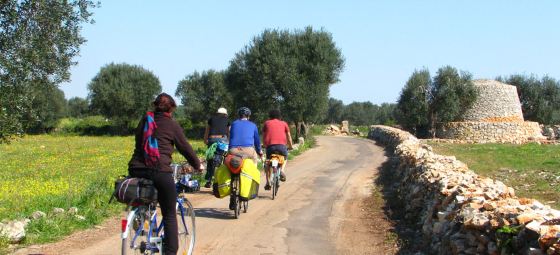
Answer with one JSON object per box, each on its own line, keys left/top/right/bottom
{"left": 16, "top": 136, "right": 389, "bottom": 255}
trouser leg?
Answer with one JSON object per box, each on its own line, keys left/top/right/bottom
{"left": 154, "top": 172, "right": 178, "bottom": 255}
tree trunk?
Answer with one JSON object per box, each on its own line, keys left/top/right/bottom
{"left": 429, "top": 111, "right": 436, "bottom": 138}
{"left": 295, "top": 121, "right": 308, "bottom": 139}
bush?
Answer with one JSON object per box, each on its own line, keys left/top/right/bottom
{"left": 55, "top": 116, "right": 116, "bottom": 135}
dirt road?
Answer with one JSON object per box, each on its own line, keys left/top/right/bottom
{"left": 16, "top": 136, "right": 395, "bottom": 255}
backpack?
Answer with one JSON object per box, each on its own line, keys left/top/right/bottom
{"left": 224, "top": 153, "right": 244, "bottom": 174}
{"left": 110, "top": 177, "right": 158, "bottom": 205}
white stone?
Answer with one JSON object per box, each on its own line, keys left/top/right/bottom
{"left": 68, "top": 207, "right": 78, "bottom": 215}
{"left": 0, "top": 220, "right": 28, "bottom": 243}
{"left": 30, "top": 211, "right": 46, "bottom": 220}
{"left": 52, "top": 207, "right": 65, "bottom": 214}
{"left": 531, "top": 201, "right": 545, "bottom": 210}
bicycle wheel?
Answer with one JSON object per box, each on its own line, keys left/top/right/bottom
{"left": 177, "top": 198, "right": 196, "bottom": 255}
{"left": 121, "top": 209, "right": 149, "bottom": 255}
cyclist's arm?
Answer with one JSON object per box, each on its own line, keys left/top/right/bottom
{"left": 253, "top": 125, "right": 263, "bottom": 156}
{"left": 262, "top": 122, "right": 268, "bottom": 147}
{"left": 285, "top": 122, "right": 293, "bottom": 149}
{"left": 203, "top": 125, "right": 210, "bottom": 145}
{"left": 226, "top": 121, "right": 231, "bottom": 138}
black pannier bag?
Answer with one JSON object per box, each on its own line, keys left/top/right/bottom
{"left": 111, "top": 177, "right": 158, "bottom": 204}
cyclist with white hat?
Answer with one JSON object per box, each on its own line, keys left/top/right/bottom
{"left": 203, "top": 107, "right": 230, "bottom": 188}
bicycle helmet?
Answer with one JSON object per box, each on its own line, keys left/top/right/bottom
{"left": 237, "top": 107, "right": 251, "bottom": 117}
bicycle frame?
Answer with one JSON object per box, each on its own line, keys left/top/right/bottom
{"left": 265, "top": 154, "right": 284, "bottom": 200}
{"left": 122, "top": 197, "right": 192, "bottom": 254}
{"left": 121, "top": 161, "right": 196, "bottom": 255}
{"left": 122, "top": 203, "right": 163, "bottom": 253}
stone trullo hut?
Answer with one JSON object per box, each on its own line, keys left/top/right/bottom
{"left": 436, "top": 79, "right": 543, "bottom": 143}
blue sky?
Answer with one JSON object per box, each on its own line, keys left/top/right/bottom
{"left": 61, "top": 1, "right": 560, "bottom": 105}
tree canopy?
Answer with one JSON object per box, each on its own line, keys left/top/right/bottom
{"left": 322, "top": 98, "right": 397, "bottom": 126}
{"left": 396, "top": 69, "right": 431, "bottom": 136}
{"left": 226, "top": 26, "right": 344, "bottom": 136}
{"left": 67, "top": 97, "right": 90, "bottom": 118}
{"left": 175, "top": 70, "right": 232, "bottom": 124}
{"left": 498, "top": 74, "right": 560, "bottom": 124}
{"left": 0, "top": 0, "right": 96, "bottom": 142}
{"left": 325, "top": 98, "right": 345, "bottom": 124}
{"left": 23, "top": 85, "right": 67, "bottom": 133}
{"left": 88, "top": 63, "right": 161, "bottom": 130}
{"left": 430, "top": 66, "right": 478, "bottom": 124}
{"left": 396, "top": 66, "right": 478, "bottom": 137}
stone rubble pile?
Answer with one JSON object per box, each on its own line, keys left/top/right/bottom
{"left": 368, "top": 125, "right": 560, "bottom": 255}
{"left": 323, "top": 121, "right": 350, "bottom": 136}
{"left": 542, "top": 125, "right": 560, "bottom": 140}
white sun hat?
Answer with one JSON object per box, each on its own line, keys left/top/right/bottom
{"left": 217, "top": 107, "right": 228, "bottom": 115}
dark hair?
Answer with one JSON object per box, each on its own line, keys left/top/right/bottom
{"left": 153, "top": 93, "right": 177, "bottom": 113}
{"left": 268, "top": 109, "right": 281, "bottom": 119}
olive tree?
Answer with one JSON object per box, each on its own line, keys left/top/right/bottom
{"left": 88, "top": 63, "right": 161, "bottom": 131}
{"left": 0, "top": 0, "right": 96, "bottom": 142}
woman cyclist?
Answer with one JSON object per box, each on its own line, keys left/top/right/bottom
{"left": 128, "top": 93, "right": 203, "bottom": 255}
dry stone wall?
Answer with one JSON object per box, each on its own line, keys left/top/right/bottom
{"left": 461, "top": 79, "right": 524, "bottom": 122}
{"left": 437, "top": 121, "right": 543, "bottom": 144}
{"left": 368, "top": 125, "right": 560, "bottom": 255}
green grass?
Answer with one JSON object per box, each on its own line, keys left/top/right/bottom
{"left": 428, "top": 142, "right": 560, "bottom": 208}
{"left": 0, "top": 135, "right": 205, "bottom": 249}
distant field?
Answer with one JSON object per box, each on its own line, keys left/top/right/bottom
{"left": 428, "top": 142, "right": 560, "bottom": 209}
{"left": 0, "top": 135, "right": 205, "bottom": 246}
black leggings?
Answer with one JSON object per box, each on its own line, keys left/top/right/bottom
{"left": 129, "top": 168, "right": 178, "bottom": 255}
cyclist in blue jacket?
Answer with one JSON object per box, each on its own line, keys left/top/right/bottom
{"left": 228, "top": 107, "right": 263, "bottom": 163}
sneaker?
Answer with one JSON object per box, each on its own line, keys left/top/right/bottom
{"left": 280, "top": 172, "right": 286, "bottom": 182}
{"left": 264, "top": 184, "right": 271, "bottom": 190}
{"left": 204, "top": 181, "right": 212, "bottom": 188}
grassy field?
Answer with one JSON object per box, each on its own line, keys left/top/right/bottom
{"left": 0, "top": 135, "right": 205, "bottom": 248}
{"left": 428, "top": 142, "right": 560, "bottom": 208}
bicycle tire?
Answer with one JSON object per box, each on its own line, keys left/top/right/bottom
{"left": 233, "top": 177, "right": 240, "bottom": 219}
{"left": 177, "top": 198, "right": 196, "bottom": 255}
{"left": 121, "top": 209, "right": 149, "bottom": 255}
{"left": 271, "top": 167, "right": 277, "bottom": 200}
{"left": 274, "top": 175, "right": 279, "bottom": 198}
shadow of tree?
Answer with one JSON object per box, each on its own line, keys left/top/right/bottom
{"left": 194, "top": 208, "right": 234, "bottom": 220}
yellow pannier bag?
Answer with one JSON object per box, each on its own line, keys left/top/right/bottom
{"left": 212, "top": 164, "right": 231, "bottom": 198}
{"left": 239, "top": 158, "right": 260, "bottom": 201}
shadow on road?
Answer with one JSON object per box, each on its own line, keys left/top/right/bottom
{"left": 373, "top": 141, "right": 425, "bottom": 255}
{"left": 194, "top": 208, "right": 235, "bottom": 220}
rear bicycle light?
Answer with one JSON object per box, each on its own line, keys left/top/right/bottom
{"left": 121, "top": 219, "right": 128, "bottom": 232}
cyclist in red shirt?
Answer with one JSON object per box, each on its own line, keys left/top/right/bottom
{"left": 262, "top": 109, "right": 293, "bottom": 190}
